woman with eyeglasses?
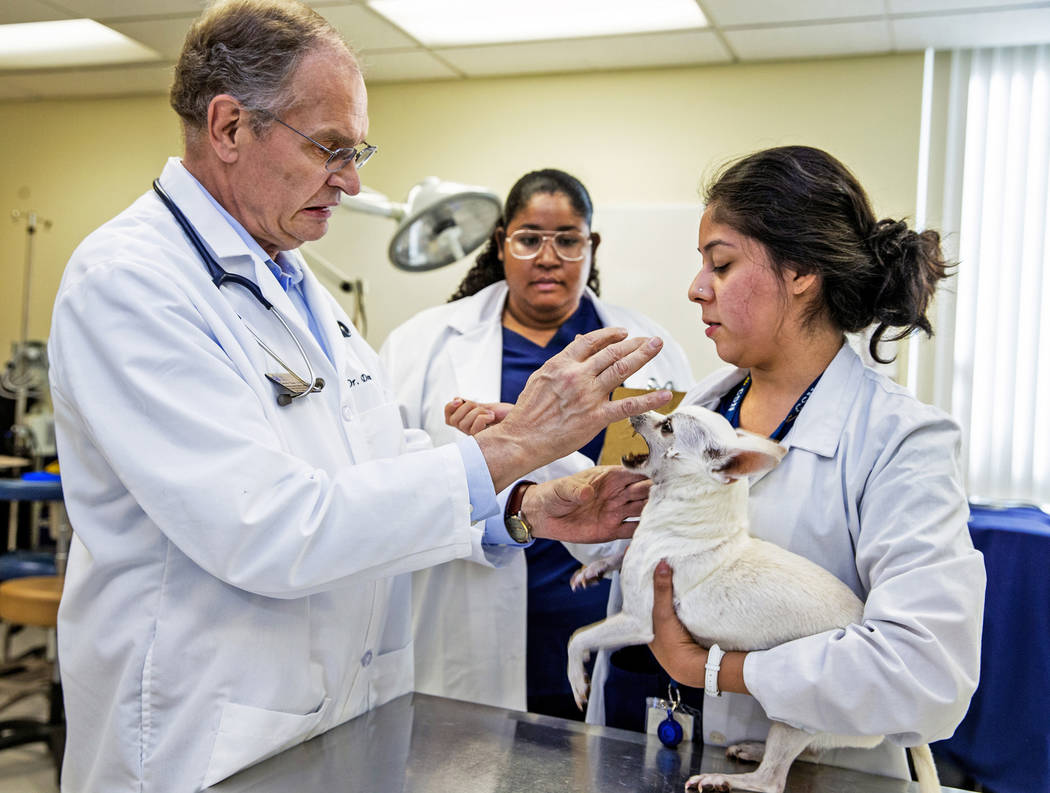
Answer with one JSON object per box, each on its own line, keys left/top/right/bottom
{"left": 379, "top": 168, "right": 692, "bottom": 719}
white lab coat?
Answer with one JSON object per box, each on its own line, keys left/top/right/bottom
{"left": 675, "top": 342, "right": 984, "bottom": 778}
{"left": 48, "top": 159, "right": 502, "bottom": 792}
{"left": 379, "top": 282, "right": 693, "bottom": 710}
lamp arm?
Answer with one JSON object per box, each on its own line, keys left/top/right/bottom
{"left": 300, "top": 247, "right": 355, "bottom": 290}
{"left": 300, "top": 247, "right": 367, "bottom": 336}
{"left": 340, "top": 192, "right": 407, "bottom": 219}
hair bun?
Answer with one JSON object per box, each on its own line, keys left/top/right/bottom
{"left": 864, "top": 218, "right": 948, "bottom": 345}
{"left": 867, "top": 218, "right": 913, "bottom": 268}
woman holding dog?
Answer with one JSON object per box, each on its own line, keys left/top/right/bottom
{"left": 380, "top": 168, "right": 693, "bottom": 719}
{"left": 647, "top": 145, "right": 984, "bottom": 779}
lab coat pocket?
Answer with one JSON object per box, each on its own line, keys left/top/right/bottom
{"left": 367, "top": 643, "right": 414, "bottom": 711}
{"left": 202, "top": 696, "right": 331, "bottom": 788}
{"left": 346, "top": 401, "right": 405, "bottom": 462}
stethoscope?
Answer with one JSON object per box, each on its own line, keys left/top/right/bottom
{"left": 152, "top": 179, "right": 324, "bottom": 406}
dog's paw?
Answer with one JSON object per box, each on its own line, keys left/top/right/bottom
{"left": 685, "top": 774, "right": 732, "bottom": 792}
{"left": 568, "top": 667, "right": 590, "bottom": 710}
{"left": 566, "top": 646, "right": 591, "bottom": 708}
{"left": 726, "top": 741, "right": 765, "bottom": 763}
{"left": 572, "top": 677, "right": 590, "bottom": 710}
{"left": 570, "top": 562, "right": 606, "bottom": 591}
{"left": 567, "top": 661, "right": 590, "bottom": 708}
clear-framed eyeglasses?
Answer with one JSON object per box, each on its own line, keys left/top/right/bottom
{"left": 264, "top": 112, "right": 377, "bottom": 173}
{"left": 505, "top": 229, "right": 592, "bottom": 262}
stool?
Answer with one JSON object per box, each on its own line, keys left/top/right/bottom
{"left": 0, "top": 575, "right": 65, "bottom": 772}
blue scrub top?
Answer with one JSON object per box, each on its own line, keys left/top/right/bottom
{"left": 500, "top": 297, "right": 606, "bottom": 466}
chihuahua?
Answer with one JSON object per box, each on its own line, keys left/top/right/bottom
{"left": 566, "top": 405, "right": 938, "bottom": 793}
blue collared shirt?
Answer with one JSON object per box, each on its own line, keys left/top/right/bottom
{"left": 186, "top": 173, "right": 330, "bottom": 363}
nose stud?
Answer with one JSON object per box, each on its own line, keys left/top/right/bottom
{"left": 696, "top": 287, "right": 704, "bottom": 293}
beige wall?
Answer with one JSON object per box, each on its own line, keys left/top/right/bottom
{"left": 2, "top": 96, "right": 183, "bottom": 355}
{"left": 1, "top": 53, "right": 925, "bottom": 381}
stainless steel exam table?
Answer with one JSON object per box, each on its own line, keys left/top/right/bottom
{"left": 207, "top": 692, "right": 971, "bottom": 793}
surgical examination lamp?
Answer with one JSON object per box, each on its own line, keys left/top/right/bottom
{"left": 303, "top": 176, "right": 502, "bottom": 335}
{"left": 343, "top": 177, "right": 502, "bottom": 271}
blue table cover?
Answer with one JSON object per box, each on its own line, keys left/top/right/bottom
{"left": 932, "top": 504, "right": 1050, "bottom": 793}
{"left": 0, "top": 477, "right": 63, "bottom": 501}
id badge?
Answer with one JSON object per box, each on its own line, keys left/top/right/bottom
{"left": 646, "top": 696, "right": 694, "bottom": 743}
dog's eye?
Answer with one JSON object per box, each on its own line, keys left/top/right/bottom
{"left": 660, "top": 418, "right": 673, "bottom": 434}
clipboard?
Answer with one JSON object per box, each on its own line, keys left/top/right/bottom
{"left": 598, "top": 387, "right": 686, "bottom": 466}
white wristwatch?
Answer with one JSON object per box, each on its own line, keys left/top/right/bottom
{"left": 705, "top": 643, "right": 725, "bottom": 698}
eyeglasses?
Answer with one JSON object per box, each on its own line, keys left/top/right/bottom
{"left": 266, "top": 113, "right": 377, "bottom": 173}
{"left": 505, "top": 229, "right": 592, "bottom": 262}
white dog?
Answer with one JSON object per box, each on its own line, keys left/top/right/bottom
{"left": 566, "top": 405, "right": 938, "bottom": 793}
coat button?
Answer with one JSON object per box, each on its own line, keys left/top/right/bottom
{"left": 342, "top": 403, "right": 354, "bottom": 421}
{"left": 361, "top": 650, "right": 373, "bottom": 667}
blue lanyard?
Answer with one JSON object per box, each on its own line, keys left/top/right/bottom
{"left": 720, "top": 373, "right": 821, "bottom": 442}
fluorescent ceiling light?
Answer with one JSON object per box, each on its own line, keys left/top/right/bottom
{"left": 0, "top": 19, "right": 162, "bottom": 70}
{"left": 368, "top": 0, "right": 708, "bottom": 47}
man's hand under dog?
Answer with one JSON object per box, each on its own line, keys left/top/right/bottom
{"left": 523, "top": 466, "right": 651, "bottom": 543}
{"left": 476, "top": 328, "right": 671, "bottom": 492}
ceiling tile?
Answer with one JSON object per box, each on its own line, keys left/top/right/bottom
{"left": 0, "top": 0, "right": 73, "bottom": 24}
{"left": 357, "top": 49, "right": 461, "bottom": 82}
{"left": 107, "top": 16, "right": 196, "bottom": 60}
{"left": 887, "top": 0, "right": 1050, "bottom": 13}
{"left": 3, "top": 63, "right": 173, "bottom": 99}
{"left": 701, "top": 0, "right": 883, "bottom": 27}
{"left": 366, "top": 0, "right": 708, "bottom": 47}
{"left": 0, "top": 20, "right": 164, "bottom": 69}
{"left": 43, "top": 0, "right": 207, "bottom": 19}
{"left": 437, "top": 30, "right": 730, "bottom": 78}
{"left": 724, "top": 19, "right": 893, "bottom": 60}
{"left": 319, "top": 4, "right": 418, "bottom": 50}
{"left": 892, "top": 7, "right": 1050, "bottom": 49}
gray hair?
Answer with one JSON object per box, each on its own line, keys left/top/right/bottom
{"left": 170, "top": 0, "right": 351, "bottom": 136}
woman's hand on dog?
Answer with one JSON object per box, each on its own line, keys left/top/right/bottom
{"left": 445, "top": 398, "right": 514, "bottom": 435}
{"left": 649, "top": 560, "right": 751, "bottom": 694}
{"left": 522, "top": 466, "right": 650, "bottom": 543}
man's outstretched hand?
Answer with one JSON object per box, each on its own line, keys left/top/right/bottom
{"left": 476, "top": 328, "right": 671, "bottom": 492}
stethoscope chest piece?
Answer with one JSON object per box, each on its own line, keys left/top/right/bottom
{"left": 267, "top": 373, "right": 326, "bottom": 406}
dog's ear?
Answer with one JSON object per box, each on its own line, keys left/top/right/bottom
{"left": 711, "top": 430, "right": 786, "bottom": 483}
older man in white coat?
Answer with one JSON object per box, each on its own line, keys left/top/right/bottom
{"left": 47, "top": 3, "right": 672, "bottom": 791}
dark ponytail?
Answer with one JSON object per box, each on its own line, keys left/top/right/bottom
{"left": 449, "top": 168, "right": 601, "bottom": 301}
{"left": 705, "top": 146, "right": 951, "bottom": 363}
{"left": 864, "top": 219, "right": 949, "bottom": 355}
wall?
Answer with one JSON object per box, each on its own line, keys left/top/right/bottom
{"left": 1, "top": 95, "right": 183, "bottom": 360}
{"left": 1, "top": 53, "right": 925, "bottom": 382}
